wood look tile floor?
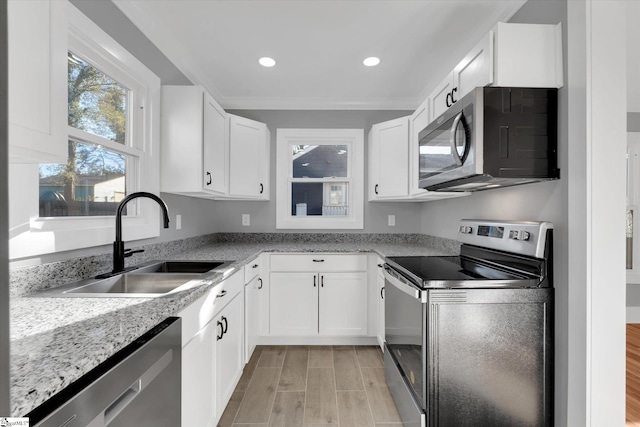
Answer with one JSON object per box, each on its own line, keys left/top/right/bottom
{"left": 628, "top": 324, "right": 640, "bottom": 426}
{"left": 218, "top": 345, "right": 402, "bottom": 427}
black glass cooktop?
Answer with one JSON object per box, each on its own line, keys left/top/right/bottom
{"left": 387, "top": 256, "right": 479, "bottom": 281}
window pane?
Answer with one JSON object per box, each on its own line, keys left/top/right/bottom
{"left": 291, "top": 182, "right": 348, "bottom": 217}
{"left": 68, "top": 51, "right": 128, "bottom": 144}
{"left": 39, "top": 140, "right": 128, "bottom": 217}
{"left": 292, "top": 145, "right": 348, "bottom": 178}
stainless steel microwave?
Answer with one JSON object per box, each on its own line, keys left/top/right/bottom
{"left": 418, "top": 87, "right": 559, "bottom": 192}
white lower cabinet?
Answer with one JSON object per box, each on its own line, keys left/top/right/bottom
{"left": 318, "top": 272, "right": 368, "bottom": 336}
{"left": 270, "top": 272, "right": 319, "bottom": 336}
{"left": 182, "top": 319, "right": 216, "bottom": 427}
{"left": 376, "top": 262, "right": 385, "bottom": 350}
{"left": 215, "top": 291, "right": 244, "bottom": 413}
{"left": 244, "top": 275, "right": 259, "bottom": 361}
{"left": 179, "top": 270, "right": 244, "bottom": 426}
{"left": 269, "top": 271, "right": 367, "bottom": 336}
{"left": 268, "top": 254, "right": 368, "bottom": 337}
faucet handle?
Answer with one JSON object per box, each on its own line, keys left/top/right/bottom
{"left": 124, "top": 248, "right": 145, "bottom": 258}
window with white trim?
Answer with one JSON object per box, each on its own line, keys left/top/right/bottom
{"left": 9, "top": 3, "right": 161, "bottom": 259}
{"left": 276, "top": 129, "right": 364, "bottom": 229}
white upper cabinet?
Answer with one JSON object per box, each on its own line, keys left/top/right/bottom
{"left": 428, "top": 31, "right": 494, "bottom": 123}
{"left": 8, "top": 0, "right": 67, "bottom": 164}
{"left": 228, "top": 115, "right": 270, "bottom": 200}
{"left": 369, "top": 22, "right": 563, "bottom": 202}
{"left": 203, "top": 92, "right": 228, "bottom": 194}
{"left": 428, "top": 23, "right": 562, "bottom": 123}
{"left": 368, "top": 116, "right": 410, "bottom": 200}
{"left": 161, "top": 86, "right": 269, "bottom": 200}
{"left": 493, "top": 22, "right": 563, "bottom": 88}
{"left": 161, "top": 85, "right": 227, "bottom": 197}
{"left": 428, "top": 71, "right": 457, "bottom": 125}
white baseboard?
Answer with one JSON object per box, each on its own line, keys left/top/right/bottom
{"left": 255, "top": 336, "right": 378, "bottom": 346}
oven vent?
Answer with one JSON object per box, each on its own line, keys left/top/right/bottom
{"left": 429, "top": 291, "right": 467, "bottom": 303}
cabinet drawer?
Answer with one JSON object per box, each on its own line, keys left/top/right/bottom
{"left": 178, "top": 270, "right": 244, "bottom": 347}
{"left": 270, "top": 254, "right": 367, "bottom": 272}
{"left": 244, "top": 257, "right": 261, "bottom": 283}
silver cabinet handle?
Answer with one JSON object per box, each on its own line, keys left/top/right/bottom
{"left": 313, "top": 259, "right": 325, "bottom": 263}
{"left": 217, "top": 290, "right": 227, "bottom": 298}
{"left": 258, "top": 278, "right": 263, "bottom": 289}
{"left": 252, "top": 264, "right": 259, "bottom": 269}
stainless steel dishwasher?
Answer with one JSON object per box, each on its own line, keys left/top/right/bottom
{"left": 26, "top": 317, "right": 181, "bottom": 427}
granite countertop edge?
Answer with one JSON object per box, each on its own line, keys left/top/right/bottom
{"left": 10, "top": 241, "right": 454, "bottom": 416}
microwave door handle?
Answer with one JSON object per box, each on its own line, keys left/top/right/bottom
{"left": 450, "top": 111, "right": 465, "bottom": 166}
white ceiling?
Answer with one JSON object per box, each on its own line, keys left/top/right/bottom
{"left": 113, "top": 0, "right": 526, "bottom": 110}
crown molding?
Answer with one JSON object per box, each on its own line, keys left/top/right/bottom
{"left": 220, "top": 96, "right": 419, "bottom": 111}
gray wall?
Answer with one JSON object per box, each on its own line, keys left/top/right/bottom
{"left": 630, "top": 112, "right": 640, "bottom": 132}
{"left": 419, "top": 0, "right": 569, "bottom": 425}
{"left": 221, "top": 110, "right": 420, "bottom": 233}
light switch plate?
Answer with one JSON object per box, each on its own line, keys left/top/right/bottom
{"left": 388, "top": 215, "right": 396, "bottom": 227}
{"left": 176, "top": 214, "right": 182, "bottom": 230}
{"left": 242, "top": 214, "right": 250, "bottom": 226}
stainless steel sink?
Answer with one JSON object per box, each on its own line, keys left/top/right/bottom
{"left": 63, "top": 273, "right": 200, "bottom": 295}
{"left": 30, "top": 259, "right": 235, "bottom": 298}
{"left": 135, "top": 260, "right": 233, "bottom": 274}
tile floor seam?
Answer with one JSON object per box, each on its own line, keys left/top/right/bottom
{"left": 332, "top": 346, "right": 340, "bottom": 426}
{"left": 357, "top": 347, "right": 378, "bottom": 427}
{"left": 231, "top": 347, "right": 268, "bottom": 425}
{"left": 301, "top": 345, "right": 310, "bottom": 426}
{"left": 265, "top": 347, "right": 286, "bottom": 427}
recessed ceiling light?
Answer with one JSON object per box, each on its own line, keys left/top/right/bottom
{"left": 259, "top": 57, "right": 276, "bottom": 67}
{"left": 363, "top": 57, "right": 381, "bottom": 67}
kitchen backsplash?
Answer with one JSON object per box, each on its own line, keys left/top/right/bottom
{"left": 10, "top": 233, "right": 460, "bottom": 297}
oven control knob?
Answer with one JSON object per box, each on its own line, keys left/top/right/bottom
{"left": 509, "top": 230, "right": 531, "bottom": 241}
{"left": 459, "top": 226, "right": 473, "bottom": 234}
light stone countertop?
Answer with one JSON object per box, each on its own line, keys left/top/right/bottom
{"left": 10, "top": 240, "right": 455, "bottom": 416}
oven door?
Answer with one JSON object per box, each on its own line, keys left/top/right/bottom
{"left": 384, "top": 265, "right": 427, "bottom": 411}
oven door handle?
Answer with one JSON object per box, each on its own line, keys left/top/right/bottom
{"left": 383, "top": 265, "right": 427, "bottom": 303}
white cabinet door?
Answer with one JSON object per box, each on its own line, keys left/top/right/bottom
{"left": 203, "top": 92, "right": 228, "bottom": 194}
{"left": 182, "top": 319, "right": 215, "bottom": 427}
{"left": 428, "top": 72, "right": 456, "bottom": 123}
{"left": 377, "top": 270, "right": 385, "bottom": 350}
{"left": 318, "top": 272, "right": 368, "bottom": 336}
{"left": 453, "top": 31, "right": 494, "bottom": 101}
{"left": 493, "top": 22, "right": 563, "bottom": 89}
{"left": 229, "top": 115, "right": 269, "bottom": 199}
{"left": 269, "top": 272, "right": 318, "bottom": 336}
{"left": 8, "top": 0, "right": 67, "bottom": 164}
{"left": 369, "top": 117, "right": 410, "bottom": 200}
{"left": 245, "top": 275, "right": 260, "bottom": 362}
{"left": 215, "top": 292, "right": 244, "bottom": 417}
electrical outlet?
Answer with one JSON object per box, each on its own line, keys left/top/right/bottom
{"left": 242, "top": 214, "right": 250, "bottom": 226}
{"left": 176, "top": 214, "right": 182, "bottom": 230}
{"left": 388, "top": 215, "right": 396, "bottom": 227}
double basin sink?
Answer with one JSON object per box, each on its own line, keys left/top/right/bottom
{"left": 34, "top": 260, "right": 235, "bottom": 298}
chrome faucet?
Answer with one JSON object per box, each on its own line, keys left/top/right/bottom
{"left": 102, "top": 192, "right": 170, "bottom": 277}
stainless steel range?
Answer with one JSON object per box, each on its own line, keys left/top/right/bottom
{"left": 384, "top": 220, "right": 553, "bottom": 427}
